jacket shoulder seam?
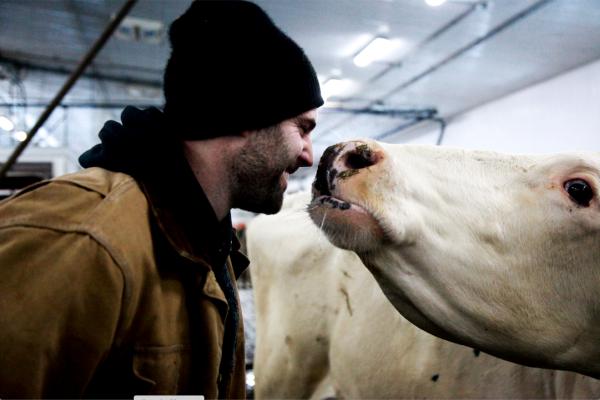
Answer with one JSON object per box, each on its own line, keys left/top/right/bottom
{"left": 52, "top": 169, "right": 137, "bottom": 196}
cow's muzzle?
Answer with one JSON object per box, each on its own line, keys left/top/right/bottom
{"left": 312, "top": 141, "right": 382, "bottom": 197}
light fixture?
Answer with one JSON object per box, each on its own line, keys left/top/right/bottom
{"left": 37, "top": 127, "right": 49, "bottom": 139}
{"left": 425, "top": 0, "right": 447, "bottom": 6}
{"left": 25, "top": 114, "right": 37, "bottom": 128}
{"left": 116, "top": 16, "right": 164, "bottom": 44}
{"left": 34, "top": 127, "right": 58, "bottom": 147}
{"left": 353, "top": 37, "right": 394, "bottom": 68}
{"left": 246, "top": 370, "right": 255, "bottom": 388}
{"left": 321, "top": 78, "right": 351, "bottom": 102}
{"left": 0, "top": 115, "right": 14, "bottom": 132}
{"left": 13, "top": 130, "right": 27, "bottom": 142}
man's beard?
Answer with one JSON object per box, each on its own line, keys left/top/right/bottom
{"left": 234, "top": 169, "right": 286, "bottom": 214}
{"left": 231, "top": 125, "right": 291, "bottom": 214}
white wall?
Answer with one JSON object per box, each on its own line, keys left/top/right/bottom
{"left": 0, "top": 107, "right": 121, "bottom": 176}
{"left": 399, "top": 58, "right": 600, "bottom": 154}
{"left": 0, "top": 148, "right": 79, "bottom": 177}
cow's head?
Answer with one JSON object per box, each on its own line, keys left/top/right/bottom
{"left": 309, "top": 139, "right": 600, "bottom": 377}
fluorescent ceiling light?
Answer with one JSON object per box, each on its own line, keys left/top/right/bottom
{"left": 35, "top": 127, "right": 60, "bottom": 147}
{"left": 116, "top": 16, "right": 164, "bottom": 44}
{"left": 321, "top": 78, "right": 352, "bottom": 102}
{"left": 45, "top": 135, "right": 59, "bottom": 147}
{"left": 13, "top": 130, "right": 27, "bottom": 142}
{"left": 0, "top": 115, "right": 14, "bottom": 131}
{"left": 37, "top": 127, "right": 49, "bottom": 138}
{"left": 353, "top": 37, "right": 394, "bottom": 68}
{"left": 246, "top": 370, "right": 255, "bottom": 388}
{"left": 25, "top": 114, "right": 36, "bottom": 128}
{"left": 425, "top": 0, "right": 447, "bottom": 6}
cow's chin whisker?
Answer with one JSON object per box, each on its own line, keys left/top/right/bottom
{"left": 319, "top": 210, "right": 328, "bottom": 231}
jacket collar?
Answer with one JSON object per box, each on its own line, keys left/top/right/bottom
{"left": 139, "top": 147, "right": 249, "bottom": 277}
{"left": 78, "top": 106, "right": 249, "bottom": 276}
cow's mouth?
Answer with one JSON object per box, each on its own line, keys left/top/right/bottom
{"left": 311, "top": 194, "right": 366, "bottom": 213}
{"left": 308, "top": 194, "right": 385, "bottom": 252}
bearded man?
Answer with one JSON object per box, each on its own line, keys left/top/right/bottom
{"left": 0, "top": 1, "right": 322, "bottom": 398}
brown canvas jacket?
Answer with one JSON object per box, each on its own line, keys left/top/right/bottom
{"left": 0, "top": 167, "right": 249, "bottom": 399}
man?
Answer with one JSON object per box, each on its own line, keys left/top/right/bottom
{"left": 0, "top": 1, "right": 322, "bottom": 398}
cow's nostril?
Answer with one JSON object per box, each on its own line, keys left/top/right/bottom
{"left": 345, "top": 145, "right": 377, "bottom": 170}
{"left": 313, "top": 143, "right": 345, "bottom": 196}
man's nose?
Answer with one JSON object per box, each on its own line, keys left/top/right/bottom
{"left": 299, "top": 135, "right": 313, "bottom": 167}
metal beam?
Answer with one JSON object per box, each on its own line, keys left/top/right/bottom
{"left": 0, "top": 104, "right": 436, "bottom": 121}
{"left": 322, "top": 106, "right": 437, "bottom": 119}
{"left": 373, "top": 116, "right": 446, "bottom": 144}
{"left": 0, "top": 53, "right": 162, "bottom": 88}
{"left": 317, "top": 0, "right": 554, "bottom": 141}
{"left": 379, "top": 0, "right": 554, "bottom": 100}
{"left": 366, "top": 1, "right": 484, "bottom": 85}
{"left": 0, "top": 102, "right": 159, "bottom": 109}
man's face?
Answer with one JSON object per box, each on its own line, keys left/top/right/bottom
{"left": 232, "top": 109, "right": 317, "bottom": 214}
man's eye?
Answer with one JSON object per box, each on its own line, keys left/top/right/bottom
{"left": 301, "top": 125, "right": 312, "bottom": 135}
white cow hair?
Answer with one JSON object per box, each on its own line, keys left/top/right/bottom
{"left": 310, "top": 140, "right": 600, "bottom": 378}
{"left": 248, "top": 196, "right": 600, "bottom": 398}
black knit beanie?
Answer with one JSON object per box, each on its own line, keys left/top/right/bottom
{"left": 163, "top": 0, "right": 324, "bottom": 139}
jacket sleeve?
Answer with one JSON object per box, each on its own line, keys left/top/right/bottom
{"left": 0, "top": 225, "right": 125, "bottom": 398}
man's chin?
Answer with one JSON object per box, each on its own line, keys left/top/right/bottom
{"left": 258, "top": 202, "right": 283, "bottom": 215}
{"left": 260, "top": 190, "right": 285, "bottom": 214}
{"left": 237, "top": 191, "right": 285, "bottom": 215}
{"left": 247, "top": 200, "right": 283, "bottom": 215}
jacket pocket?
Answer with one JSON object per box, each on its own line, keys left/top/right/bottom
{"left": 132, "top": 344, "right": 191, "bottom": 394}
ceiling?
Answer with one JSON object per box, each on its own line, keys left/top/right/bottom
{"left": 1, "top": 0, "right": 600, "bottom": 180}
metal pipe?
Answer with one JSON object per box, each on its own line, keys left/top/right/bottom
{"left": 0, "top": 102, "right": 158, "bottom": 109}
{"left": 0, "top": 54, "right": 162, "bottom": 88}
{"left": 0, "top": 0, "right": 138, "bottom": 178}
{"left": 375, "top": 118, "right": 428, "bottom": 141}
{"left": 366, "top": 1, "right": 483, "bottom": 85}
{"left": 380, "top": 0, "right": 554, "bottom": 100}
{"left": 317, "top": 1, "right": 483, "bottom": 140}
{"left": 0, "top": 103, "right": 438, "bottom": 120}
{"left": 434, "top": 118, "right": 447, "bottom": 145}
{"left": 374, "top": 116, "right": 447, "bottom": 143}
{"left": 317, "top": 0, "right": 553, "bottom": 141}
{"left": 322, "top": 106, "right": 437, "bottom": 118}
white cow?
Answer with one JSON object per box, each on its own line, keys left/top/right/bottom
{"left": 248, "top": 192, "right": 600, "bottom": 399}
{"left": 309, "top": 139, "right": 600, "bottom": 379}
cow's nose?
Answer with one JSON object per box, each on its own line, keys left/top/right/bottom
{"left": 342, "top": 142, "right": 381, "bottom": 171}
{"left": 313, "top": 141, "right": 381, "bottom": 197}
{"left": 313, "top": 143, "right": 344, "bottom": 196}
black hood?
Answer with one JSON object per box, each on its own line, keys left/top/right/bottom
{"left": 79, "top": 106, "right": 179, "bottom": 177}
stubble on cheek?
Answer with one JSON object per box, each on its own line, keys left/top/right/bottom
{"left": 230, "top": 126, "right": 291, "bottom": 213}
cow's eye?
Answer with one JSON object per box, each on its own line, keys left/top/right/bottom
{"left": 564, "top": 179, "right": 594, "bottom": 207}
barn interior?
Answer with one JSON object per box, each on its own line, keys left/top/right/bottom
{"left": 1, "top": 0, "right": 600, "bottom": 397}
{"left": 2, "top": 0, "right": 599, "bottom": 200}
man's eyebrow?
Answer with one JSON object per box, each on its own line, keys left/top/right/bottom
{"left": 294, "top": 116, "right": 316, "bottom": 131}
